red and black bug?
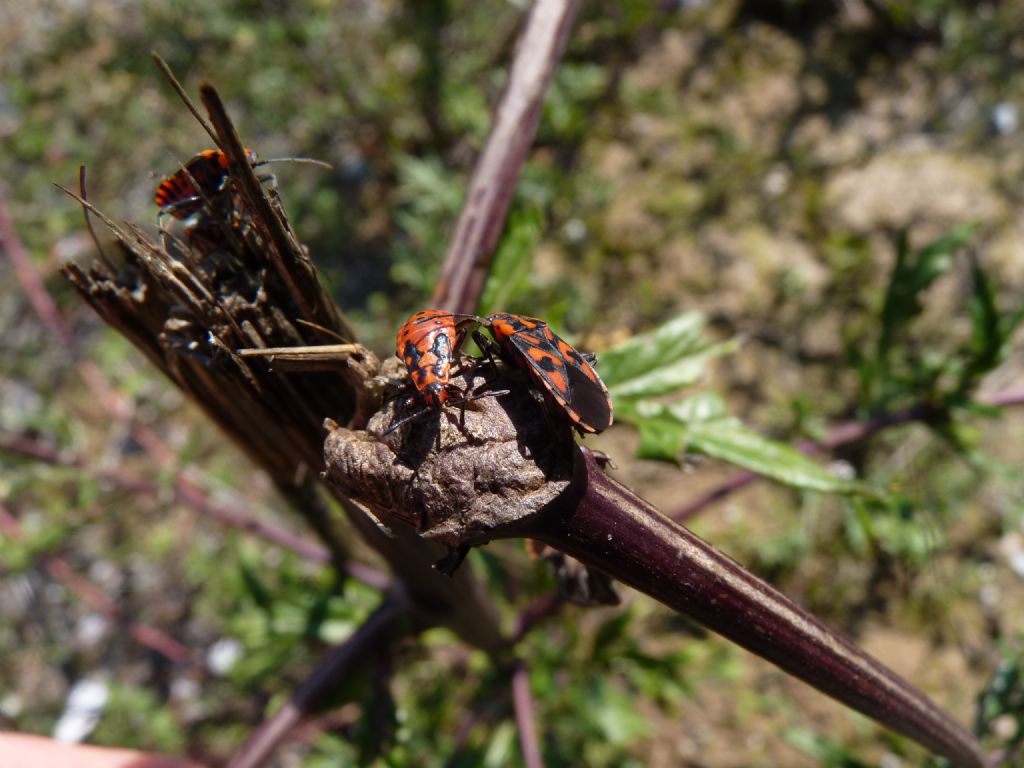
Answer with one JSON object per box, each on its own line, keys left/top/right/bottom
{"left": 153, "top": 148, "right": 259, "bottom": 221}
{"left": 482, "top": 313, "right": 612, "bottom": 435}
{"left": 385, "top": 309, "right": 492, "bottom": 434}
{"left": 396, "top": 309, "right": 472, "bottom": 408}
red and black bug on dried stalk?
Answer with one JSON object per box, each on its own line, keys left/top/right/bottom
{"left": 387, "top": 309, "right": 613, "bottom": 438}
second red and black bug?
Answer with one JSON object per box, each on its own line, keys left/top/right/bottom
{"left": 482, "top": 313, "right": 613, "bottom": 435}
{"left": 153, "top": 148, "right": 258, "bottom": 221}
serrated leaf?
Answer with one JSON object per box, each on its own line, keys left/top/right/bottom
{"left": 958, "top": 253, "right": 1024, "bottom": 392}
{"left": 617, "top": 396, "right": 870, "bottom": 495}
{"left": 599, "top": 313, "right": 735, "bottom": 399}
{"left": 877, "top": 224, "right": 975, "bottom": 360}
{"left": 687, "top": 421, "right": 865, "bottom": 495}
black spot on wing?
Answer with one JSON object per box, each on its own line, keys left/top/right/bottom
{"left": 402, "top": 340, "right": 424, "bottom": 367}
{"left": 532, "top": 352, "right": 562, "bottom": 373}
{"left": 430, "top": 331, "right": 453, "bottom": 360}
{"left": 505, "top": 326, "right": 561, "bottom": 359}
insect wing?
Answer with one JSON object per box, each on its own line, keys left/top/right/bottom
{"left": 154, "top": 175, "right": 200, "bottom": 218}
{"left": 498, "top": 322, "right": 581, "bottom": 415}
{"left": 186, "top": 151, "right": 228, "bottom": 190}
{"left": 525, "top": 327, "right": 611, "bottom": 433}
{"left": 154, "top": 149, "right": 255, "bottom": 220}
{"left": 562, "top": 360, "right": 613, "bottom": 432}
{"left": 490, "top": 313, "right": 612, "bottom": 433}
{"left": 554, "top": 337, "right": 612, "bottom": 432}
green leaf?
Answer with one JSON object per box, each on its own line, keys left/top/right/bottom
{"left": 957, "top": 253, "right": 1024, "bottom": 393}
{"left": 876, "top": 224, "right": 975, "bottom": 362}
{"left": 617, "top": 395, "right": 871, "bottom": 495}
{"left": 238, "top": 558, "right": 275, "bottom": 616}
{"left": 587, "top": 679, "right": 650, "bottom": 745}
{"left": 599, "top": 313, "right": 736, "bottom": 399}
{"left": 591, "top": 610, "right": 633, "bottom": 658}
{"left": 483, "top": 721, "right": 517, "bottom": 768}
{"left": 394, "top": 154, "right": 465, "bottom": 216}
{"left": 391, "top": 154, "right": 466, "bottom": 294}
{"left": 478, "top": 206, "right": 543, "bottom": 316}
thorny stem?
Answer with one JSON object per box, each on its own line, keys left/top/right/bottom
{"left": 193, "top": 85, "right": 459, "bottom": 607}
{"left": 325, "top": 372, "right": 986, "bottom": 766}
{"left": 431, "top": 0, "right": 581, "bottom": 315}
{"left": 529, "top": 448, "right": 986, "bottom": 768}
{"left": 671, "top": 388, "right": 1024, "bottom": 522}
{"left": 228, "top": 595, "right": 413, "bottom": 768}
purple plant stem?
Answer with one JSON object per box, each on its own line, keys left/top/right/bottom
{"left": 0, "top": 182, "right": 127, "bottom": 420}
{"left": 527, "top": 449, "right": 986, "bottom": 768}
{"left": 227, "top": 596, "right": 412, "bottom": 768}
{"left": 431, "top": 0, "right": 581, "bottom": 315}
{"left": 672, "top": 389, "right": 1024, "bottom": 522}
{"left": 0, "top": 186, "right": 76, "bottom": 349}
{"left": 512, "top": 659, "right": 544, "bottom": 768}
{"left": 512, "top": 593, "right": 564, "bottom": 643}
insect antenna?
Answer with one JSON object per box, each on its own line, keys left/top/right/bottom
{"left": 252, "top": 156, "right": 334, "bottom": 171}
{"left": 78, "top": 166, "right": 114, "bottom": 269}
{"left": 381, "top": 402, "right": 427, "bottom": 435}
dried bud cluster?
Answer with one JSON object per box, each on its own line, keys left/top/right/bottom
{"left": 324, "top": 365, "right": 578, "bottom": 547}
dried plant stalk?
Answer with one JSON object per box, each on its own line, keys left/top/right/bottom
{"left": 61, "top": 75, "right": 503, "bottom": 652}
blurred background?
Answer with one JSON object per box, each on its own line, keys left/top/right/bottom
{"left": 2, "top": 1, "right": 1024, "bottom": 765}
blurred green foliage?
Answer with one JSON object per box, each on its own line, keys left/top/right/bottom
{"left": 849, "top": 224, "right": 1023, "bottom": 415}
{"left": 3, "top": 0, "right": 1024, "bottom": 765}
{"left": 595, "top": 312, "right": 868, "bottom": 494}
{"left": 975, "top": 637, "right": 1024, "bottom": 765}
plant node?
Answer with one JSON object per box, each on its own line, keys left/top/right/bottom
{"left": 323, "top": 364, "right": 578, "bottom": 548}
